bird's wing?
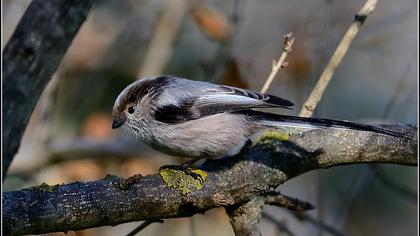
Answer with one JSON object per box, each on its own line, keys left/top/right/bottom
{"left": 197, "top": 84, "right": 294, "bottom": 109}
{"left": 154, "top": 79, "right": 294, "bottom": 123}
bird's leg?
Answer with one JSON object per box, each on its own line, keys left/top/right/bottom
{"left": 181, "top": 158, "right": 206, "bottom": 167}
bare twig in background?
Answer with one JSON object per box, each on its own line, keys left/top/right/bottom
{"left": 126, "top": 220, "right": 163, "bottom": 236}
{"left": 264, "top": 211, "right": 348, "bottom": 236}
{"left": 262, "top": 213, "right": 296, "bottom": 236}
{"left": 137, "top": 0, "right": 187, "bottom": 77}
{"left": 204, "top": 0, "right": 245, "bottom": 82}
{"left": 369, "top": 165, "right": 417, "bottom": 202}
{"left": 299, "top": 0, "right": 378, "bottom": 117}
{"left": 332, "top": 166, "right": 375, "bottom": 231}
{"left": 4, "top": 138, "right": 149, "bottom": 179}
{"left": 263, "top": 191, "right": 315, "bottom": 212}
{"left": 3, "top": 125, "right": 417, "bottom": 235}
{"left": 29, "top": 74, "right": 59, "bottom": 145}
{"left": 382, "top": 55, "right": 416, "bottom": 118}
{"left": 260, "top": 32, "right": 294, "bottom": 93}
{"left": 295, "top": 2, "right": 382, "bottom": 235}
{"left": 2, "top": 0, "right": 96, "bottom": 179}
{"left": 292, "top": 212, "right": 347, "bottom": 236}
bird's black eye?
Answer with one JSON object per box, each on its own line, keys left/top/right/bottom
{"left": 127, "top": 106, "right": 135, "bottom": 114}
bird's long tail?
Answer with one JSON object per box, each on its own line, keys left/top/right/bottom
{"left": 237, "top": 110, "right": 410, "bottom": 139}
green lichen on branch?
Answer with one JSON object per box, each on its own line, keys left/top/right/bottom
{"left": 160, "top": 168, "right": 208, "bottom": 195}
{"left": 258, "top": 130, "right": 290, "bottom": 145}
{"left": 32, "top": 183, "right": 58, "bottom": 193}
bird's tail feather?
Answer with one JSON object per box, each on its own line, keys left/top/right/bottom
{"left": 237, "top": 110, "right": 410, "bottom": 139}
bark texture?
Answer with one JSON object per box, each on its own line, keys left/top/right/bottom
{"left": 3, "top": 125, "right": 417, "bottom": 235}
{"left": 2, "top": 0, "right": 96, "bottom": 178}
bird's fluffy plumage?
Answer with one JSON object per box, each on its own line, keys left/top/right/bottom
{"left": 112, "top": 76, "right": 409, "bottom": 160}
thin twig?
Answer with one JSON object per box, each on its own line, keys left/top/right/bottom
{"left": 262, "top": 213, "right": 296, "bottom": 236}
{"left": 260, "top": 32, "right": 294, "bottom": 93}
{"left": 292, "top": 212, "right": 347, "bottom": 236}
{"left": 382, "top": 55, "right": 416, "bottom": 118}
{"left": 298, "top": 0, "right": 378, "bottom": 117}
{"left": 333, "top": 167, "right": 375, "bottom": 230}
{"left": 208, "top": 0, "right": 244, "bottom": 82}
{"left": 263, "top": 191, "right": 315, "bottom": 212}
{"left": 126, "top": 220, "right": 163, "bottom": 236}
{"left": 370, "top": 165, "right": 417, "bottom": 202}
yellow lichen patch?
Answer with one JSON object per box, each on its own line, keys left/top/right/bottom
{"left": 34, "top": 183, "right": 58, "bottom": 192}
{"left": 259, "top": 130, "right": 289, "bottom": 144}
{"left": 160, "top": 168, "right": 208, "bottom": 195}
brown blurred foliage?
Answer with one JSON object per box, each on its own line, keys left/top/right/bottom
{"left": 82, "top": 112, "right": 114, "bottom": 141}
{"left": 190, "top": 4, "right": 231, "bottom": 42}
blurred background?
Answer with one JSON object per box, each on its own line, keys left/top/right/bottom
{"left": 2, "top": 0, "right": 418, "bottom": 235}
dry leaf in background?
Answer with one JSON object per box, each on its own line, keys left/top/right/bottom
{"left": 63, "top": 159, "right": 104, "bottom": 181}
{"left": 120, "top": 158, "right": 160, "bottom": 177}
{"left": 286, "top": 44, "right": 312, "bottom": 83}
{"left": 219, "top": 59, "right": 249, "bottom": 89}
{"left": 190, "top": 4, "right": 231, "bottom": 42}
{"left": 82, "top": 112, "right": 114, "bottom": 141}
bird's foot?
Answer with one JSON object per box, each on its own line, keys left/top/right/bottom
{"left": 180, "top": 158, "right": 205, "bottom": 168}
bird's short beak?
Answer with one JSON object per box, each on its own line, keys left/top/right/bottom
{"left": 112, "top": 118, "right": 125, "bottom": 129}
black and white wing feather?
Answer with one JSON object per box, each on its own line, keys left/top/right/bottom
{"left": 153, "top": 76, "right": 294, "bottom": 123}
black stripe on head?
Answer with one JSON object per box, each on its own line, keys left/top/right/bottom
{"left": 117, "top": 76, "right": 172, "bottom": 112}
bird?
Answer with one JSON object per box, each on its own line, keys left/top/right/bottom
{"left": 112, "top": 75, "right": 408, "bottom": 161}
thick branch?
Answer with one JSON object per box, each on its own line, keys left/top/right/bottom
{"left": 2, "top": 125, "right": 417, "bottom": 235}
{"left": 2, "top": 0, "right": 96, "bottom": 178}
{"left": 226, "top": 197, "right": 265, "bottom": 236}
{"left": 263, "top": 191, "right": 315, "bottom": 212}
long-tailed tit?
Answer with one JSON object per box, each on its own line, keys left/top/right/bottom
{"left": 112, "top": 76, "right": 407, "bottom": 160}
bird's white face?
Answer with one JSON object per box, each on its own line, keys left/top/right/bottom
{"left": 112, "top": 78, "right": 169, "bottom": 143}
{"left": 112, "top": 79, "right": 157, "bottom": 143}
{"left": 112, "top": 82, "right": 138, "bottom": 129}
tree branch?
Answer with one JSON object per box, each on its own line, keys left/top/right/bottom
{"left": 291, "top": 212, "right": 346, "bottom": 236}
{"left": 126, "top": 220, "right": 164, "bottom": 236}
{"left": 263, "top": 191, "right": 315, "bottom": 212}
{"left": 226, "top": 197, "right": 265, "bottom": 236}
{"left": 299, "top": 0, "right": 378, "bottom": 117}
{"left": 260, "top": 32, "right": 294, "bottom": 94}
{"left": 3, "top": 125, "right": 416, "bottom": 235}
{"left": 2, "top": 0, "right": 96, "bottom": 178}
{"left": 262, "top": 212, "right": 296, "bottom": 236}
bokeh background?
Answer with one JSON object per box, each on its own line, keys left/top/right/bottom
{"left": 3, "top": 0, "right": 418, "bottom": 235}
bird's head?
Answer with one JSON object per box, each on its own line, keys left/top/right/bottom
{"left": 111, "top": 76, "right": 171, "bottom": 133}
